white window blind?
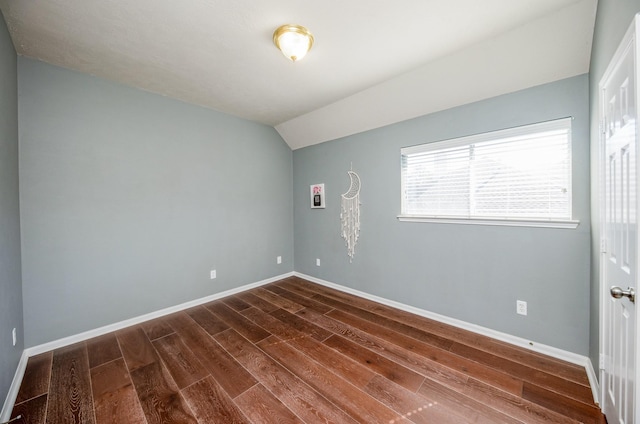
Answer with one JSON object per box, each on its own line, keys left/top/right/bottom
{"left": 400, "top": 118, "right": 573, "bottom": 225}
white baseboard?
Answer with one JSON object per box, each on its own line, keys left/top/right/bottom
{"left": 294, "top": 272, "right": 601, "bottom": 404}
{"left": 0, "top": 350, "right": 29, "bottom": 422}
{"left": 585, "top": 358, "right": 601, "bottom": 406}
{"left": 0, "top": 271, "right": 293, "bottom": 419}
{"left": 25, "top": 271, "right": 294, "bottom": 357}
{"left": 3, "top": 270, "right": 601, "bottom": 418}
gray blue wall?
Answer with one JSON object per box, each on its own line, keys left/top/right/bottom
{"left": 18, "top": 58, "right": 293, "bottom": 347}
{"left": 0, "top": 14, "right": 23, "bottom": 409}
{"left": 294, "top": 75, "right": 591, "bottom": 355}
{"left": 588, "top": 0, "right": 640, "bottom": 376}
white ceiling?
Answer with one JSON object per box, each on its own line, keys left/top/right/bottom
{"left": 0, "top": 0, "right": 597, "bottom": 150}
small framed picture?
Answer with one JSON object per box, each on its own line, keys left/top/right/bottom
{"left": 310, "top": 184, "right": 325, "bottom": 208}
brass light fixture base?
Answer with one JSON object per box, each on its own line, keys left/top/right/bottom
{"left": 273, "top": 24, "right": 314, "bottom": 62}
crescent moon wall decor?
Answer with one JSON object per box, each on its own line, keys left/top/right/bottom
{"left": 341, "top": 170, "right": 361, "bottom": 262}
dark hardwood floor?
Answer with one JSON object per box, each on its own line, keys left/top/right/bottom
{"left": 10, "top": 276, "right": 606, "bottom": 423}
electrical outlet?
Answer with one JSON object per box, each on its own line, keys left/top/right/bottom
{"left": 516, "top": 300, "right": 527, "bottom": 316}
{"left": 277, "top": 256, "right": 282, "bottom": 264}
{"left": 12, "top": 328, "right": 16, "bottom": 346}
{"left": 316, "top": 258, "right": 321, "bottom": 266}
{"left": 210, "top": 269, "right": 217, "bottom": 279}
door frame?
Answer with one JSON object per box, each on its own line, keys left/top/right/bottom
{"left": 598, "top": 13, "right": 640, "bottom": 422}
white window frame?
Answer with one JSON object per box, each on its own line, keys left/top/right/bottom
{"left": 398, "top": 118, "right": 579, "bottom": 229}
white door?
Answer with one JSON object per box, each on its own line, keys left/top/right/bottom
{"left": 600, "top": 15, "right": 639, "bottom": 424}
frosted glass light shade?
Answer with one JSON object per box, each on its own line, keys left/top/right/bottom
{"left": 273, "top": 24, "right": 314, "bottom": 62}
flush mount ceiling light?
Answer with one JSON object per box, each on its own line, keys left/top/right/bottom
{"left": 273, "top": 24, "right": 314, "bottom": 62}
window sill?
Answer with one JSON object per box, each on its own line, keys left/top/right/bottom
{"left": 396, "top": 215, "right": 580, "bottom": 229}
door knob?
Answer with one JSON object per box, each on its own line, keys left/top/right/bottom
{"left": 610, "top": 286, "right": 636, "bottom": 303}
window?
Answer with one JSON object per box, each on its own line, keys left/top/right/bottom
{"left": 399, "top": 118, "right": 578, "bottom": 228}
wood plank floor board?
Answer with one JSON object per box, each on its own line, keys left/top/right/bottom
{"left": 450, "top": 341, "right": 594, "bottom": 405}
{"left": 93, "top": 385, "right": 146, "bottom": 424}
{"left": 129, "top": 361, "right": 197, "bottom": 424}
{"left": 234, "top": 291, "right": 280, "bottom": 313}
{"left": 318, "top": 293, "right": 455, "bottom": 351}
{"left": 323, "top": 334, "right": 426, "bottom": 392}
{"left": 12, "top": 277, "right": 605, "bottom": 423}
{"left": 90, "top": 358, "right": 132, "bottom": 400}
{"left": 363, "top": 373, "right": 469, "bottom": 424}
{"left": 205, "top": 301, "right": 271, "bottom": 343}
{"left": 90, "top": 358, "right": 146, "bottom": 424}
{"left": 164, "top": 311, "right": 258, "bottom": 399}
{"left": 182, "top": 376, "right": 249, "bottom": 423}
{"left": 304, "top": 307, "right": 505, "bottom": 396}
{"left": 262, "top": 283, "right": 334, "bottom": 314}
{"left": 141, "top": 317, "right": 175, "bottom": 341}
{"left": 251, "top": 287, "right": 305, "bottom": 313}
{"left": 273, "top": 279, "right": 324, "bottom": 299}
{"left": 215, "top": 328, "right": 358, "bottom": 424}
{"left": 291, "top": 276, "right": 590, "bottom": 387}
{"left": 45, "top": 343, "right": 96, "bottom": 424}
{"left": 221, "top": 295, "right": 253, "bottom": 312}
{"left": 522, "top": 381, "right": 605, "bottom": 424}
{"left": 241, "top": 306, "right": 313, "bottom": 343}
{"left": 257, "top": 335, "right": 400, "bottom": 423}
{"left": 414, "top": 376, "right": 522, "bottom": 424}
{"left": 268, "top": 308, "right": 333, "bottom": 342}
{"left": 485, "top": 340, "right": 591, "bottom": 387}
{"left": 86, "top": 333, "right": 122, "bottom": 369}
{"left": 116, "top": 326, "right": 159, "bottom": 372}
{"left": 10, "top": 393, "right": 48, "bottom": 424}
{"left": 283, "top": 333, "right": 377, "bottom": 389}
{"left": 152, "top": 333, "right": 208, "bottom": 390}
{"left": 323, "top": 306, "right": 525, "bottom": 396}
{"left": 325, "top": 307, "right": 456, "bottom": 351}
{"left": 183, "top": 305, "right": 229, "bottom": 337}
{"left": 15, "top": 352, "right": 52, "bottom": 404}
{"left": 233, "top": 384, "right": 302, "bottom": 424}
{"left": 294, "top": 306, "right": 363, "bottom": 337}
{"left": 461, "top": 377, "right": 580, "bottom": 424}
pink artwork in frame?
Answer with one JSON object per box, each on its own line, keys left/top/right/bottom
{"left": 310, "top": 184, "right": 325, "bottom": 208}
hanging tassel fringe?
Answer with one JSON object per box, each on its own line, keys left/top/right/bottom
{"left": 341, "top": 171, "right": 361, "bottom": 262}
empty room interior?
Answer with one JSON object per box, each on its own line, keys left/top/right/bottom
{"left": 1, "top": 0, "right": 640, "bottom": 423}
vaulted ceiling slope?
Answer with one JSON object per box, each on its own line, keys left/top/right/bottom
{"left": 0, "top": 0, "right": 596, "bottom": 150}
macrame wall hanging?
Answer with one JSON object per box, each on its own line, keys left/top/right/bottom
{"left": 340, "top": 167, "right": 361, "bottom": 262}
